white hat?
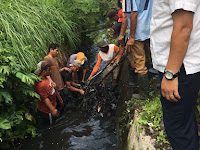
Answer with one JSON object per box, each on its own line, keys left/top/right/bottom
{"left": 34, "top": 61, "right": 50, "bottom": 75}
{"left": 69, "top": 60, "right": 82, "bottom": 67}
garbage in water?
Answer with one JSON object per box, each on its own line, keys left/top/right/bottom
{"left": 80, "top": 84, "right": 119, "bottom": 118}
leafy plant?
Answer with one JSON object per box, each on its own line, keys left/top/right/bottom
{"left": 0, "top": 45, "right": 40, "bottom": 149}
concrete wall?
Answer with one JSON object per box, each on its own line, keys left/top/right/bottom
{"left": 126, "top": 110, "right": 156, "bottom": 150}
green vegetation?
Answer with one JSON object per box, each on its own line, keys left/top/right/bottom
{"left": 117, "top": 77, "right": 171, "bottom": 149}
{"left": 137, "top": 96, "right": 170, "bottom": 145}
{"left": 0, "top": 0, "right": 117, "bottom": 148}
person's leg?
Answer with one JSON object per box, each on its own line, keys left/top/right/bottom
{"left": 112, "top": 65, "right": 120, "bottom": 85}
{"left": 36, "top": 110, "right": 51, "bottom": 132}
{"left": 132, "top": 41, "right": 148, "bottom": 75}
{"left": 102, "top": 65, "right": 112, "bottom": 85}
{"left": 159, "top": 66, "right": 200, "bottom": 150}
{"left": 132, "top": 41, "right": 149, "bottom": 99}
{"left": 127, "top": 49, "right": 137, "bottom": 86}
{"left": 144, "top": 39, "right": 151, "bottom": 62}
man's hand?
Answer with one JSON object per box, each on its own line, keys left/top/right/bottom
{"left": 126, "top": 38, "right": 135, "bottom": 53}
{"left": 88, "top": 75, "right": 92, "bottom": 81}
{"left": 79, "top": 89, "right": 85, "bottom": 95}
{"left": 110, "top": 60, "right": 115, "bottom": 66}
{"left": 116, "top": 57, "right": 121, "bottom": 65}
{"left": 118, "top": 35, "right": 125, "bottom": 46}
{"left": 161, "top": 77, "right": 181, "bottom": 102}
{"left": 52, "top": 109, "right": 59, "bottom": 116}
{"left": 64, "top": 67, "right": 70, "bottom": 71}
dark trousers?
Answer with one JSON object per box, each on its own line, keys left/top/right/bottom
{"left": 58, "top": 89, "right": 67, "bottom": 106}
{"left": 36, "top": 110, "right": 56, "bottom": 131}
{"left": 159, "top": 66, "right": 200, "bottom": 150}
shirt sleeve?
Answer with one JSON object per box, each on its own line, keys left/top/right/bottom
{"left": 169, "top": 0, "right": 197, "bottom": 14}
{"left": 66, "top": 55, "right": 76, "bottom": 68}
{"left": 60, "top": 70, "right": 71, "bottom": 82}
{"left": 123, "top": 0, "right": 138, "bottom": 13}
{"left": 90, "top": 53, "right": 102, "bottom": 76}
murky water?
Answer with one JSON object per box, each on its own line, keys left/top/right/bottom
{"left": 19, "top": 44, "right": 118, "bottom": 150}
{"left": 19, "top": 110, "right": 117, "bottom": 150}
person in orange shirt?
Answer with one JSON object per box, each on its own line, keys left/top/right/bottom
{"left": 88, "top": 39, "right": 120, "bottom": 85}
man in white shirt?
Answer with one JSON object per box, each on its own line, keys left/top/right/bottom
{"left": 151, "top": 0, "right": 200, "bottom": 149}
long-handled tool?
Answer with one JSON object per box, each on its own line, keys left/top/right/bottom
{"left": 88, "top": 51, "right": 119, "bottom": 87}
{"left": 96, "top": 53, "right": 128, "bottom": 87}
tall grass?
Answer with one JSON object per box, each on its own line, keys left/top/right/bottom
{"left": 0, "top": 0, "right": 78, "bottom": 68}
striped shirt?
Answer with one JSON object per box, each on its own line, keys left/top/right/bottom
{"left": 122, "top": 0, "right": 153, "bottom": 41}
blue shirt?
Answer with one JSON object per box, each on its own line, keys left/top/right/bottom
{"left": 122, "top": 0, "right": 152, "bottom": 41}
{"left": 66, "top": 54, "right": 88, "bottom": 69}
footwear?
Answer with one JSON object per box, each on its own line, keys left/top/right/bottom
{"left": 132, "top": 73, "right": 149, "bottom": 100}
{"left": 126, "top": 68, "right": 138, "bottom": 87}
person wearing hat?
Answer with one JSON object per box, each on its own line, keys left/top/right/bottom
{"left": 61, "top": 60, "right": 85, "bottom": 95}
{"left": 43, "top": 43, "right": 71, "bottom": 107}
{"left": 66, "top": 52, "right": 88, "bottom": 84}
{"left": 112, "top": 22, "right": 122, "bottom": 39}
{"left": 107, "top": 9, "right": 123, "bottom": 23}
{"left": 88, "top": 39, "right": 120, "bottom": 85}
{"left": 35, "top": 61, "right": 63, "bottom": 130}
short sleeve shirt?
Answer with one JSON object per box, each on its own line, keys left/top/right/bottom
{"left": 150, "top": 0, "right": 200, "bottom": 74}
{"left": 66, "top": 54, "right": 88, "bottom": 69}
{"left": 35, "top": 78, "right": 57, "bottom": 114}
{"left": 122, "top": 0, "right": 153, "bottom": 41}
{"left": 60, "top": 70, "right": 72, "bottom": 83}
{"left": 43, "top": 56, "right": 64, "bottom": 90}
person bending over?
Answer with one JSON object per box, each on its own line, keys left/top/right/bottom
{"left": 61, "top": 60, "right": 85, "bottom": 95}
{"left": 88, "top": 39, "right": 120, "bottom": 85}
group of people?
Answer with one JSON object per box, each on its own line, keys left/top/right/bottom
{"left": 110, "top": 0, "right": 200, "bottom": 150}
{"left": 34, "top": 43, "right": 88, "bottom": 129}
{"left": 34, "top": 0, "right": 200, "bottom": 149}
{"left": 34, "top": 39, "right": 121, "bottom": 130}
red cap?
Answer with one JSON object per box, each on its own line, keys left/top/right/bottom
{"left": 118, "top": 9, "right": 123, "bottom": 23}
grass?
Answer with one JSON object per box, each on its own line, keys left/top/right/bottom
{"left": 0, "top": 0, "right": 78, "bottom": 68}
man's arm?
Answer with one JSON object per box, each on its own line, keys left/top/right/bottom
{"left": 161, "top": 9, "right": 194, "bottom": 102}
{"left": 44, "top": 98, "right": 59, "bottom": 116}
{"left": 82, "top": 68, "right": 87, "bottom": 82}
{"left": 71, "top": 81, "right": 80, "bottom": 87}
{"left": 59, "top": 67, "right": 70, "bottom": 72}
{"left": 65, "top": 81, "right": 84, "bottom": 95}
{"left": 118, "top": 13, "right": 128, "bottom": 46}
{"left": 116, "top": 45, "right": 125, "bottom": 64}
{"left": 46, "top": 76, "right": 56, "bottom": 88}
{"left": 126, "top": 12, "right": 137, "bottom": 52}
{"left": 88, "top": 53, "right": 102, "bottom": 80}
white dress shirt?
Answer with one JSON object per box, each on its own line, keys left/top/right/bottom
{"left": 150, "top": 0, "right": 200, "bottom": 75}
